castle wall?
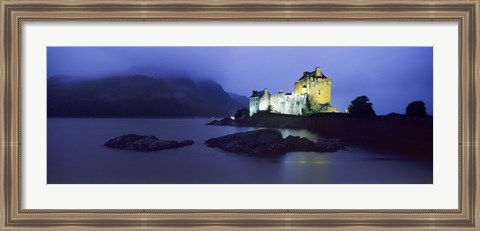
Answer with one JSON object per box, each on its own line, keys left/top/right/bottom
{"left": 294, "top": 77, "right": 332, "bottom": 112}
{"left": 250, "top": 89, "right": 270, "bottom": 116}
{"left": 294, "top": 77, "right": 331, "bottom": 104}
{"left": 294, "top": 81, "right": 304, "bottom": 94}
{"left": 258, "top": 92, "right": 270, "bottom": 111}
{"left": 270, "top": 93, "right": 307, "bottom": 115}
{"left": 249, "top": 97, "right": 260, "bottom": 116}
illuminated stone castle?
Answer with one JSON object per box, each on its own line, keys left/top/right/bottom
{"left": 249, "top": 67, "right": 337, "bottom": 116}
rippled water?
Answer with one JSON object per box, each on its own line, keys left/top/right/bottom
{"left": 47, "top": 118, "right": 432, "bottom": 184}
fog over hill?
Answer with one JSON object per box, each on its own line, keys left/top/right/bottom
{"left": 47, "top": 75, "right": 249, "bottom": 118}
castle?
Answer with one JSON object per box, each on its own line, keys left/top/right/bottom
{"left": 249, "top": 67, "right": 337, "bottom": 116}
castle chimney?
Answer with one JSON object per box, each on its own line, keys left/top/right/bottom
{"left": 315, "top": 67, "right": 321, "bottom": 77}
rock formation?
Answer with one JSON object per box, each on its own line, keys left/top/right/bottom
{"left": 104, "top": 134, "right": 194, "bottom": 152}
{"left": 205, "top": 129, "right": 344, "bottom": 155}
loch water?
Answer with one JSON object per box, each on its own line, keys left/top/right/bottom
{"left": 47, "top": 118, "right": 433, "bottom": 184}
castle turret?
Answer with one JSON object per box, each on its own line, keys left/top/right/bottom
{"left": 315, "top": 67, "right": 321, "bottom": 77}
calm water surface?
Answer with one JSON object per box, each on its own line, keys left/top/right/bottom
{"left": 47, "top": 118, "right": 432, "bottom": 184}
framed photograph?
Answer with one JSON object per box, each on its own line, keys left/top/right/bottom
{"left": 1, "top": 0, "right": 479, "bottom": 230}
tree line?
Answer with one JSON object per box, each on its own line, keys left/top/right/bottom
{"left": 347, "top": 95, "right": 429, "bottom": 117}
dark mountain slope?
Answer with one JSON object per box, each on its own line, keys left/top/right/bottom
{"left": 47, "top": 75, "right": 248, "bottom": 118}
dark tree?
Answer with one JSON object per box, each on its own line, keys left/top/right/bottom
{"left": 234, "top": 108, "right": 249, "bottom": 120}
{"left": 405, "top": 101, "right": 427, "bottom": 117}
{"left": 347, "top": 95, "right": 376, "bottom": 116}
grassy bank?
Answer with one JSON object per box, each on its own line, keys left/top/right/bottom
{"left": 227, "top": 113, "right": 433, "bottom": 160}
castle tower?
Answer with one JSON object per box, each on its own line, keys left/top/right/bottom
{"left": 294, "top": 67, "right": 336, "bottom": 113}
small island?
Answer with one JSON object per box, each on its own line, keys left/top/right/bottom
{"left": 205, "top": 129, "right": 345, "bottom": 155}
{"left": 104, "top": 134, "right": 194, "bottom": 152}
{"left": 207, "top": 67, "right": 433, "bottom": 161}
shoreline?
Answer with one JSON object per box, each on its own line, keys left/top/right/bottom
{"left": 207, "top": 113, "right": 433, "bottom": 161}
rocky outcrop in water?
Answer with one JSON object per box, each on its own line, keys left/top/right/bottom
{"left": 104, "top": 134, "right": 194, "bottom": 152}
{"left": 205, "top": 129, "right": 286, "bottom": 155}
{"left": 204, "top": 129, "right": 344, "bottom": 155}
{"left": 205, "top": 117, "right": 235, "bottom": 126}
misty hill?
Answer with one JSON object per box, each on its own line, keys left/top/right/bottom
{"left": 47, "top": 75, "right": 249, "bottom": 118}
{"left": 228, "top": 92, "right": 250, "bottom": 108}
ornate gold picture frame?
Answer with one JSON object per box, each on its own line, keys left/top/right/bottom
{"left": 1, "top": 0, "right": 479, "bottom": 229}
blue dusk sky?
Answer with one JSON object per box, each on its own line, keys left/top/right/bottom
{"left": 47, "top": 47, "right": 433, "bottom": 115}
